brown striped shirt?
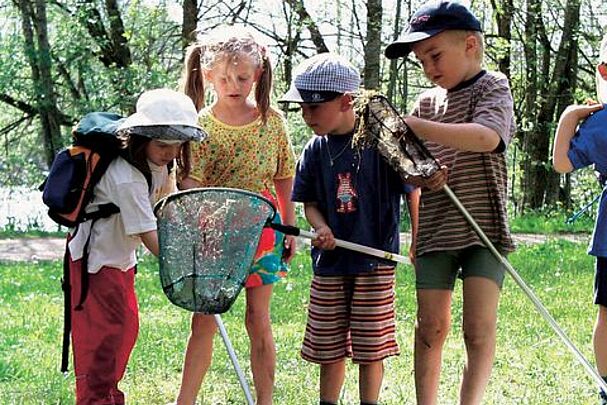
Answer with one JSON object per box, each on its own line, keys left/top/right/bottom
{"left": 411, "top": 71, "right": 516, "bottom": 256}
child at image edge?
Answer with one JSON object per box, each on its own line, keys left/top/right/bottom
{"left": 173, "top": 25, "right": 297, "bottom": 405}
{"left": 282, "top": 52, "right": 420, "bottom": 405}
{"left": 384, "top": 1, "right": 516, "bottom": 404}
{"left": 67, "top": 88, "right": 204, "bottom": 404}
{"left": 553, "top": 33, "right": 607, "bottom": 405}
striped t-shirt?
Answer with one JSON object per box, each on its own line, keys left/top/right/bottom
{"left": 411, "top": 70, "right": 516, "bottom": 256}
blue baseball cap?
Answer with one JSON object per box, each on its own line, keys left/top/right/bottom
{"left": 280, "top": 53, "right": 360, "bottom": 104}
{"left": 385, "top": 1, "right": 482, "bottom": 59}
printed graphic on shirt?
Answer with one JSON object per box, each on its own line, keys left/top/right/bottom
{"left": 336, "top": 172, "right": 357, "bottom": 213}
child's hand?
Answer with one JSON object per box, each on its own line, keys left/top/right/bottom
{"left": 282, "top": 235, "right": 297, "bottom": 263}
{"left": 561, "top": 103, "right": 603, "bottom": 122}
{"left": 408, "top": 166, "right": 448, "bottom": 191}
{"left": 312, "top": 225, "right": 336, "bottom": 250}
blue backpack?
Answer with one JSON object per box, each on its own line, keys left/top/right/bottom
{"left": 40, "top": 112, "right": 130, "bottom": 372}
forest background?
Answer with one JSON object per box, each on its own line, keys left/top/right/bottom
{"left": 1, "top": 0, "right": 607, "bottom": 221}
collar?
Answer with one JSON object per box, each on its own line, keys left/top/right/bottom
{"left": 448, "top": 70, "right": 486, "bottom": 92}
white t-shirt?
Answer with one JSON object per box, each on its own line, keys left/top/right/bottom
{"left": 68, "top": 156, "right": 176, "bottom": 273}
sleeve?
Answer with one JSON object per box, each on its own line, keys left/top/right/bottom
{"left": 568, "top": 112, "right": 607, "bottom": 173}
{"left": 272, "top": 115, "right": 296, "bottom": 179}
{"left": 291, "top": 140, "right": 318, "bottom": 203}
{"left": 188, "top": 114, "right": 211, "bottom": 183}
{"left": 472, "top": 74, "right": 515, "bottom": 148}
{"left": 115, "top": 178, "right": 157, "bottom": 236}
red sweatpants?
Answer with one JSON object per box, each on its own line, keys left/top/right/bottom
{"left": 69, "top": 256, "right": 139, "bottom": 405}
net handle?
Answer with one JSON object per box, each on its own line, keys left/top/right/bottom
{"left": 269, "top": 223, "right": 409, "bottom": 264}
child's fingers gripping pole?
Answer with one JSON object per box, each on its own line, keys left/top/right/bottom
{"left": 441, "top": 184, "right": 607, "bottom": 394}
{"left": 269, "top": 223, "right": 409, "bottom": 265}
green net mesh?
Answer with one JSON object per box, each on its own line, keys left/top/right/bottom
{"left": 155, "top": 188, "right": 275, "bottom": 313}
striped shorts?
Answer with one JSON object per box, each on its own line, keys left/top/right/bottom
{"left": 301, "top": 267, "right": 400, "bottom": 364}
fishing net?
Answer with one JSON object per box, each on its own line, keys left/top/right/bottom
{"left": 154, "top": 187, "right": 276, "bottom": 314}
{"left": 353, "top": 91, "right": 441, "bottom": 185}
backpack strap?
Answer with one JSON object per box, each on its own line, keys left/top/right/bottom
{"left": 74, "top": 203, "right": 120, "bottom": 310}
{"left": 60, "top": 202, "right": 120, "bottom": 372}
{"left": 60, "top": 245, "right": 71, "bottom": 373}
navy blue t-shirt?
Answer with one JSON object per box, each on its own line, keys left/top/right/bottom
{"left": 292, "top": 133, "right": 410, "bottom": 276}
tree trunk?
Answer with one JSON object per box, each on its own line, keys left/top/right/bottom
{"left": 363, "top": 0, "right": 382, "bottom": 90}
{"left": 521, "top": 0, "right": 580, "bottom": 210}
{"left": 490, "top": 0, "right": 512, "bottom": 77}
{"left": 182, "top": 0, "right": 198, "bottom": 50}
{"left": 285, "top": 0, "right": 329, "bottom": 54}
{"left": 17, "top": 0, "right": 62, "bottom": 167}
{"left": 387, "top": 0, "right": 403, "bottom": 103}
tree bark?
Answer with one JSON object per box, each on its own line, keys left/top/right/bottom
{"left": 182, "top": 0, "right": 198, "bottom": 50}
{"left": 521, "top": 0, "right": 580, "bottom": 209}
{"left": 363, "top": 0, "right": 382, "bottom": 90}
{"left": 16, "top": 0, "right": 63, "bottom": 167}
{"left": 284, "top": 0, "right": 329, "bottom": 54}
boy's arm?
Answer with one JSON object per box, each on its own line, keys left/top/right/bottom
{"left": 303, "top": 202, "right": 336, "bottom": 250}
{"left": 405, "top": 116, "right": 501, "bottom": 152}
{"left": 405, "top": 187, "right": 420, "bottom": 264}
{"left": 552, "top": 104, "right": 603, "bottom": 173}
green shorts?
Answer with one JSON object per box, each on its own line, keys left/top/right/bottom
{"left": 415, "top": 246, "right": 507, "bottom": 290}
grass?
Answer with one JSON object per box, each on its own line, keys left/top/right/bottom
{"left": 0, "top": 240, "right": 602, "bottom": 404}
{"left": 509, "top": 210, "right": 594, "bottom": 234}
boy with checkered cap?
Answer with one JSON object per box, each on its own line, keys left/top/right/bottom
{"left": 282, "top": 52, "right": 419, "bottom": 405}
{"left": 385, "top": 1, "right": 516, "bottom": 403}
{"left": 553, "top": 33, "right": 607, "bottom": 405}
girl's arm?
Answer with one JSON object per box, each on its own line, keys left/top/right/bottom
{"left": 552, "top": 104, "right": 603, "bottom": 173}
{"left": 274, "top": 176, "right": 297, "bottom": 262}
{"left": 179, "top": 176, "right": 202, "bottom": 190}
{"left": 405, "top": 187, "right": 421, "bottom": 265}
{"left": 140, "top": 230, "right": 159, "bottom": 256}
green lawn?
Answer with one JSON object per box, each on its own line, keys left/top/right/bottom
{"left": 0, "top": 240, "right": 601, "bottom": 404}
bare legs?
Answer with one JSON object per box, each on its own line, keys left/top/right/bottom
{"left": 245, "top": 285, "right": 275, "bottom": 405}
{"left": 594, "top": 305, "right": 607, "bottom": 377}
{"left": 415, "top": 277, "right": 500, "bottom": 405}
{"left": 319, "top": 359, "right": 384, "bottom": 404}
{"left": 175, "top": 284, "right": 276, "bottom": 405}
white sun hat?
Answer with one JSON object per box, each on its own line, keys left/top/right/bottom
{"left": 597, "top": 34, "right": 607, "bottom": 104}
{"left": 118, "top": 88, "right": 206, "bottom": 142}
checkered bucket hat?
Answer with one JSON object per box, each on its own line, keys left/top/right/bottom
{"left": 280, "top": 53, "right": 360, "bottom": 103}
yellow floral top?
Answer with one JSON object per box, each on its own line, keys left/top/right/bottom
{"left": 189, "top": 108, "right": 296, "bottom": 194}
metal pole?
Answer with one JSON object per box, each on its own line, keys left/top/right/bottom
{"left": 442, "top": 184, "right": 607, "bottom": 393}
{"left": 214, "top": 314, "right": 255, "bottom": 405}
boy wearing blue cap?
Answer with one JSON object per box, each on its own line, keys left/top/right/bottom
{"left": 281, "top": 52, "right": 420, "bottom": 405}
{"left": 553, "top": 33, "right": 607, "bottom": 405}
{"left": 385, "top": 1, "right": 516, "bottom": 404}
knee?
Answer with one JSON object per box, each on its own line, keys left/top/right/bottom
{"left": 462, "top": 321, "right": 495, "bottom": 349}
{"left": 416, "top": 316, "right": 450, "bottom": 349}
{"left": 190, "top": 314, "right": 217, "bottom": 339}
{"left": 245, "top": 306, "right": 271, "bottom": 336}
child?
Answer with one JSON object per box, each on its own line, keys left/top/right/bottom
{"left": 281, "top": 52, "right": 420, "bottom": 405}
{"left": 384, "top": 2, "right": 516, "bottom": 404}
{"left": 66, "top": 88, "right": 204, "bottom": 404}
{"left": 174, "top": 25, "right": 297, "bottom": 405}
{"left": 552, "top": 33, "right": 607, "bottom": 405}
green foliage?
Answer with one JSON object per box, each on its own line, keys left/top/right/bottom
{"left": 0, "top": 240, "right": 602, "bottom": 403}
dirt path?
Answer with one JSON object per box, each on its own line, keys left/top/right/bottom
{"left": 0, "top": 232, "right": 590, "bottom": 262}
